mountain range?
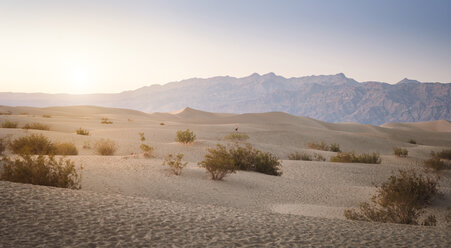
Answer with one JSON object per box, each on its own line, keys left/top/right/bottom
{"left": 1, "top": 73, "right": 450, "bottom": 125}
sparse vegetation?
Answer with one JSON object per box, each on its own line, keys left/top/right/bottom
{"left": 288, "top": 152, "right": 325, "bottom": 161}
{"left": 408, "top": 139, "right": 417, "bottom": 144}
{"left": 0, "top": 138, "right": 6, "bottom": 155}
{"left": 163, "top": 153, "right": 188, "bottom": 175}
{"left": 139, "top": 132, "right": 146, "bottom": 142}
{"left": 9, "top": 134, "right": 57, "bottom": 155}
{"left": 423, "top": 157, "right": 450, "bottom": 171}
{"left": 100, "top": 117, "right": 113, "bottom": 124}
{"left": 0, "top": 111, "right": 12, "bottom": 115}
{"left": 95, "top": 139, "right": 117, "bottom": 155}
{"left": 330, "top": 152, "right": 381, "bottom": 164}
{"left": 198, "top": 144, "right": 236, "bottom": 180}
{"left": 22, "top": 122, "right": 50, "bottom": 131}
{"left": 224, "top": 132, "right": 249, "bottom": 142}
{"left": 2, "top": 120, "right": 18, "bottom": 128}
{"left": 307, "top": 141, "right": 341, "bottom": 152}
{"left": 0, "top": 154, "right": 82, "bottom": 189}
{"left": 344, "top": 169, "right": 439, "bottom": 226}
{"left": 176, "top": 129, "right": 196, "bottom": 144}
{"left": 76, "top": 128, "right": 90, "bottom": 136}
{"left": 82, "top": 141, "right": 91, "bottom": 149}
{"left": 393, "top": 147, "right": 408, "bottom": 157}
{"left": 307, "top": 141, "right": 329, "bottom": 151}
{"left": 140, "top": 144, "right": 154, "bottom": 158}
{"left": 329, "top": 143, "right": 341, "bottom": 152}
{"left": 42, "top": 114, "right": 51, "bottom": 118}
{"left": 55, "top": 143, "right": 79, "bottom": 156}
{"left": 431, "top": 149, "right": 451, "bottom": 160}
{"left": 160, "top": 122, "right": 165, "bottom": 125}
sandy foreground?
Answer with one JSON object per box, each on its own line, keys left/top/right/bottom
{"left": 0, "top": 105, "right": 450, "bottom": 247}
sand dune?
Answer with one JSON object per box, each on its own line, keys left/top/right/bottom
{"left": 1, "top": 181, "right": 450, "bottom": 247}
{"left": 1, "top": 105, "right": 450, "bottom": 246}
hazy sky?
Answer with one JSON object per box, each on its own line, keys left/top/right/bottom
{"left": 1, "top": 0, "right": 450, "bottom": 94}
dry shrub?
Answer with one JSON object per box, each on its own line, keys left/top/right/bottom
{"left": 42, "top": 114, "right": 51, "bottom": 118}
{"left": 393, "top": 147, "right": 408, "bottom": 157}
{"left": 0, "top": 111, "right": 12, "bottom": 115}
{"left": 224, "top": 132, "right": 249, "bottom": 142}
{"left": 330, "top": 152, "right": 381, "bottom": 164}
{"left": 163, "top": 153, "right": 188, "bottom": 175}
{"left": 100, "top": 118, "right": 113, "bottom": 124}
{"left": 22, "top": 122, "right": 50, "bottom": 131}
{"left": 95, "top": 139, "right": 117, "bottom": 155}
{"left": 82, "top": 141, "right": 91, "bottom": 149}
{"left": 2, "top": 120, "right": 18, "bottom": 128}
{"left": 160, "top": 122, "right": 165, "bottom": 125}
{"left": 344, "top": 169, "right": 438, "bottom": 226}
{"left": 0, "top": 138, "right": 6, "bottom": 155}
{"left": 431, "top": 149, "right": 451, "bottom": 160}
{"left": 0, "top": 154, "right": 82, "bottom": 189}
{"left": 313, "top": 153, "right": 326, "bottom": 161}
{"left": 76, "top": 128, "right": 90, "bottom": 136}
{"left": 329, "top": 143, "right": 341, "bottom": 152}
{"left": 307, "top": 141, "right": 341, "bottom": 152}
{"left": 198, "top": 144, "right": 236, "bottom": 180}
{"left": 9, "top": 134, "right": 57, "bottom": 155}
{"left": 288, "top": 152, "right": 311, "bottom": 161}
{"left": 408, "top": 139, "right": 417, "bottom": 144}
{"left": 176, "top": 129, "right": 196, "bottom": 144}
{"left": 139, "top": 132, "right": 146, "bottom": 142}
{"left": 140, "top": 144, "right": 154, "bottom": 158}
{"left": 307, "top": 141, "right": 329, "bottom": 151}
{"left": 424, "top": 157, "right": 450, "bottom": 171}
{"left": 55, "top": 143, "right": 78, "bottom": 155}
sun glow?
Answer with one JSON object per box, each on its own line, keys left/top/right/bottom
{"left": 65, "top": 64, "right": 93, "bottom": 94}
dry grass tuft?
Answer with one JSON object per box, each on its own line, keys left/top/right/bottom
{"left": 95, "top": 139, "right": 117, "bottom": 156}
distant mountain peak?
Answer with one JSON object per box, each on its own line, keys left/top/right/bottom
{"left": 397, "top": 78, "right": 420, "bottom": 84}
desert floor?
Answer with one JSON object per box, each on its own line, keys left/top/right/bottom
{"left": 0, "top": 105, "right": 450, "bottom": 247}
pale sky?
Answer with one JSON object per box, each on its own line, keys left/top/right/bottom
{"left": 1, "top": 0, "right": 450, "bottom": 94}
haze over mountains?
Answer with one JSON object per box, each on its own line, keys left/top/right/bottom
{"left": 1, "top": 73, "right": 450, "bottom": 125}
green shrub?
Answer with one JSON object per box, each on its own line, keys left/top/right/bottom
{"left": 55, "top": 143, "right": 78, "bottom": 155}
{"left": 0, "top": 154, "right": 81, "bottom": 189}
{"left": 344, "top": 169, "right": 438, "bottom": 225}
{"left": 224, "top": 132, "right": 249, "bottom": 142}
{"left": 2, "top": 120, "right": 18, "bottom": 128}
{"left": 22, "top": 122, "right": 50, "bottom": 130}
{"left": 408, "top": 139, "right": 417, "bottom": 144}
{"left": 95, "top": 139, "right": 117, "bottom": 155}
{"left": 198, "top": 144, "right": 236, "bottom": 180}
{"left": 228, "top": 143, "right": 282, "bottom": 176}
{"left": 100, "top": 118, "right": 113, "bottom": 124}
{"left": 431, "top": 149, "right": 451, "bottom": 160}
{"left": 393, "top": 147, "right": 408, "bottom": 157}
{"left": 140, "top": 144, "right": 154, "bottom": 158}
{"left": 330, "top": 152, "right": 381, "bottom": 164}
{"left": 163, "top": 153, "right": 188, "bottom": 175}
{"left": 76, "top": 128, "right": 90, "bottom": 136}
{"left": 423, "top": 157, "right": 450, "bottom": 171}
{"left": 176, "top": 129, "right": 196, "bottom": 144}
{"left": 9, "top": 134, "right": 57, "bottom": 155}
{"left": 329, "top": 143, "right": 341, "bottom": 152}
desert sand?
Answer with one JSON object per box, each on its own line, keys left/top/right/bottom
{"left": 0, "top": 105, "right": 450, "bottom": 247}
